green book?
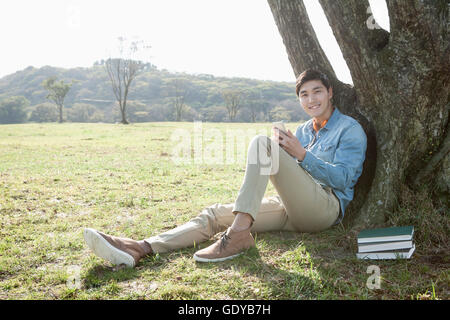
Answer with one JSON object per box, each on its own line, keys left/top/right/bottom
{"left": 357, "top": 226, "right": 414, "bottom": 244}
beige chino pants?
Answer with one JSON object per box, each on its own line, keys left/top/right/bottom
{"left": 146, "top": 135, "right": 339, "bottom": 253}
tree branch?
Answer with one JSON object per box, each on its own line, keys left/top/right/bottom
{"left": 319, "top": 0, "right": 389, "bottom": 77}
{"left": 106, "top": 60, "right": 121, "bottom": 105}
{"left": 267, "top": 0, "right": 335, "bottom": 79}
{"left": 318, "top": 0, "right": 392, "bottom": 110}
{"left": 386, "top": 0, "right": 449, "bottom": 60}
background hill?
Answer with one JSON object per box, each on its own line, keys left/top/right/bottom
{"left": 0, "top": 62, "right": 308, "bottom": 124}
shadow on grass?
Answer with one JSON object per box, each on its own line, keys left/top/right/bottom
{"left": 191, "top": 229, "right": 354, "bottom": 299}
{"left": 81, "top": 227, "right": 358, "bottom": 298}
{"left": 194, "top": 250, "right": 324, "bottom": 299}
{"left": 83, "top": 264, "right": 142, "bottom": 289}
{"left": 80, "top": 225, "right": 444, "bottom": 299}
{"left": 82, "top": 248, "right": 186, "bottom": 290}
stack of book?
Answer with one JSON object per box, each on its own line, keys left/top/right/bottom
{"left": 356, "top": 226, "right": 415, "bottom": 260}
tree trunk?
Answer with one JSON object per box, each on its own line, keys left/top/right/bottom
{"left": 120, "top": 101, "right": 129, "bottom": 125}
{"left": 121, "top": 85, "right": 130, "bottom": 124}
{"left": 58, "top": 104, "right": 63, "bottom": 123}
{"left": 222, "top": 89, "right": 243, "bottom": 122}
{"left": 267, "top": 0, "right": 449, "bottom": 227}
{"left": 106, "top": 56, "right": 144, "bottom": 125}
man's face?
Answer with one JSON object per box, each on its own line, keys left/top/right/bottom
{"left": 298, "top": 80, "right": 333, "bottom": 120}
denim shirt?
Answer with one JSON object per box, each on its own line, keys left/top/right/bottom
{"left": 295, "top": 108, "right": 367, "bottom": 223}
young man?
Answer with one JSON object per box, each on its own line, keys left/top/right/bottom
{"left": 83, "top": 69, "right": 367, "bottom": 267}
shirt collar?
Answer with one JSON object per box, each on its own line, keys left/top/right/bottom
{"left": 322, "top": 107, "right": 341, "bottom": 130}
{"left": 307, "top": 107, "right": 341, "bottom": 132}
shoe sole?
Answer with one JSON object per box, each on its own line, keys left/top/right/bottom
{"left": 83, "top": 228, "right": 135, "bottom": 267}
{"left": 193, "top": 252, "right": 243, "bottom": 263}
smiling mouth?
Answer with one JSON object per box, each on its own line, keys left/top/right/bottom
{"left": 309, "top": 104, "right": 321, "bottom": 109}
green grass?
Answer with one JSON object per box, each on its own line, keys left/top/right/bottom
{"left": 0, "top": 122, "right": 448, "bottom": 300}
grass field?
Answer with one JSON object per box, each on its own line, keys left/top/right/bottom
{"left": 0, "top": 122, "right": 448, "bottom": 300}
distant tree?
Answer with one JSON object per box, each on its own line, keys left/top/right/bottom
{"left": 105, "top": 36, "right": 151, "bottom": 124}
{"left": 258, "top": 100, "right": 272, "bottom": 122}
{"left": 126, "top": 101, "right": 150, "bottom": 122}
{"left": 243, "top": 90, "right": 261, "bottom": 122}
{"left": 199, "top": 105, "right": 228, "bottom": 122}
{"left": 93, "top": 59, "right": 106, "bottom": 66}
{"left": 222, "top": 89, "right": 244, "bottom": 122}
{"left": 89, "top": 110, "right": 106, "bottom": 123}
{"left": 246, "top": 102, "right": 259, "bottom": 122}
{"left": 278, "top": 98, "right": 309, "bottom": 121}
{"left": 42, "top": 76, "right": 73, "bottom": 123}
{"left": 181, "top": 105, "right": 198, "bottom": 121}
{"left": 29, "top": 102, "right": 59, "bottom": 123}
{"left": 147, "top": 104, "right": 171, "bottom": 121}
{"left": 0, "top": 62, "right": 301, "bottom": 124}
{"left": 0, "top": 96, "right": 29, "bottom": 124}
{"left": 168, "top": 78, "right": 190, "bottom": 121}
{"left": 67, "top": 103, "right": 98, "bottom": 122}
{"left": 75, "top": 88, "right": 95, "bottom": 100}
{"left": 269, "top": 105, "right": 292, "bottom": 122}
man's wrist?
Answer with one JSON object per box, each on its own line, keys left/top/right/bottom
{"left": 296, "top": 148, "right": 307, "bottom": 161}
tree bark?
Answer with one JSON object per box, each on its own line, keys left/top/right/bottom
{"left": 58, "top": 104, "right": 63, "bottom": 123}
{"left": 267, "top": 0, "right": 449, "bottom": 227}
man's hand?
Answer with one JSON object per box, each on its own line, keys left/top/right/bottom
{"left": 273, "top": 128, "right": 306, "bottom": 161}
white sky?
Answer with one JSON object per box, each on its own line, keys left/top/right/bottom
{"left": 0, "top": 0, "right": 389, "bottom": 84}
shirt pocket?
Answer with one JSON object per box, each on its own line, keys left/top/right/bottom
{"left": 315, "top": 144, "right": 336, "bottom": 163}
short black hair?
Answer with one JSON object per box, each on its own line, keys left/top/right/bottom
{"left": 295, "top": 69, "right": 331, "bottom": 97}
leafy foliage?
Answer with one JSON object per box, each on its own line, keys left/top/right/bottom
{"left": 0, "top": 64, "right": 308, "bottom": 124}
{"left": 42, "top": 76, "right": 74, "bottom": 123}
{"left": 0, "top": 96, "right": 29, "bottom": 124}
{"left": 29, "top": 102, "right": 59, "bottom": 122}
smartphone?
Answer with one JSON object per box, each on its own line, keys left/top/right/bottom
{"left": 272, "top": 121, "right": 287, "bottom": 135}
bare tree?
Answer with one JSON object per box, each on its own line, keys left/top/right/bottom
{"left": 105, "top": 37, "right": 150, "bottom": 124}
{"left": 268, "top": 0, "right": 449, "bottom": 227}
{"left": 168, "top": 78, "right": 190, "bottom": 121}
{"left": 247, "top": 101, "right": 259, "bottom": 123}
{"left": 244, "top": 90, "right": 262, "bottom": 122}
{"left": 222, "top": 89, "right": 244, "bottom": 122}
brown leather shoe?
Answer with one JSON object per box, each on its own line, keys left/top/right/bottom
{"left": 193, "top": 227, "right": 255, "bottom": 262}
{"left": 83, "top": 228, "right": 152, "bottom": 267}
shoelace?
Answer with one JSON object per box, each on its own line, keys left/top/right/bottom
{"left": 219, "top": 232, "right": 231, "bottom": 251}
